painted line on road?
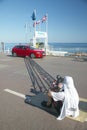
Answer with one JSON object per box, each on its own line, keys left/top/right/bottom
{"left": 4, "top": 89, "right": 26, "bottom": 99}
{"left": 80, "top": 97, "right": 87, "bottom": 102}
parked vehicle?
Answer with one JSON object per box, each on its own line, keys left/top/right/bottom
{"left": 12, "top": 45, "right": 46, "bottom": 58}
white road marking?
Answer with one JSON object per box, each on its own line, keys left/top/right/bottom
{"left": 4, "top": 89, "right": 26, "bottom": 99}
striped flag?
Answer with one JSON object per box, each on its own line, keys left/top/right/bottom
{"left": 42, "top": 15, "right": 47, "bottom": 23}
{"left": 36, "top": 20, "right": 41, "bottom": 24}
{"left": 33, "top": 20, "right": 41, "bottom": 27}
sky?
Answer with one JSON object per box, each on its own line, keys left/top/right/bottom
{"left": 0, "top": 0, "right": 87, "bottom": 43}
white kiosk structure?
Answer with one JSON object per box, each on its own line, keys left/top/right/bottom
{"left": 33, "top": 31, "right": 48, "bottom": 51}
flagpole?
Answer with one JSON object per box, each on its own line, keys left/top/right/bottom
{"left": 25, "top": 22, "right": 28, "bottom": 43}
{"left": 46, "top": 13, "right": 48, "bottom": 34}
{"left": 34, "top": 9, "right": 36, "bottom": 47}
{"left": 32, "top": 9, "right": 36, "bottom": 47}
{"left": 45, "top": 13, "right": 48, "bottom": 52}
{"left": 34, "top": 9, "right": 36, "bottom": 32}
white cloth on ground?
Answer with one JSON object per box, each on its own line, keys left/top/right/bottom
{"left": 57, "top": 76, "right": 79, "bottom": 120}
{"left": 51, "top": 91, "right": 65, "bottom": 102}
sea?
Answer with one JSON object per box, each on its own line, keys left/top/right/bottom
{"left": 48, "top": 43, "right": 87, "bottom": 53}
{"left": 1, "top": 42, "right": 87, "bottom": 54}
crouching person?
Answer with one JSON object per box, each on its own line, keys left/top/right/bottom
{"left": 41, "top": 76, "right": 79, "bottom": 120}
{"left": 41, "top": 75, "right": 64, "bottom": 116}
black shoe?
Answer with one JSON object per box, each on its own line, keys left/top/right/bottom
{"left": 55, "top": 108, "right": 61, "bottom": 115}
{"left": 41, "top": 101, "right": 52, "bottom": 108}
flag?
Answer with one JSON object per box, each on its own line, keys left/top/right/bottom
{"left": 24, "top": 24, "right": 26, "bottom": 28}
{"left": 31, "top": 10, "right": 36, "bottom": 21}
{"left": 33, "top": 21, "right": 36, "bottom": 27}
{"left": 24, "top": 23, "right": 28, "bottom": 29}
{"left": 36, "top": 20, "right": 41, "bottom": 24}
{"left": 42, "top": 15, "right": 47, "bottom": 23}
{"left": 33, "top": 20, "right": 41, "bottom": 27}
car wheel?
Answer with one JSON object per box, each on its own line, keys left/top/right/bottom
{"left": 12, "top": 52, "right": 17, "bottom": 57}
{"left": 30, "top": 53, "right": 35, "bottom": 58}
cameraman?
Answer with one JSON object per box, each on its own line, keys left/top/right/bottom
{"left": 41, "top": 75, "right": 64, "bottom": 115}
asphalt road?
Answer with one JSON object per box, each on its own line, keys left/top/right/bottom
{"left": 0, "top": 53, "right": 87, "bottom": 130}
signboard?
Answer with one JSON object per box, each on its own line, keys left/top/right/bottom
{"left": 35, "top": 31, "right": 47, "bottom": 38}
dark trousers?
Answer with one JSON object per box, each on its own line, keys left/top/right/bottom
{"left": 47, "top": 97, "right": 63, "bottom": 115}
{"left": 53, "top": 101, "right": 63, "bottom": 115}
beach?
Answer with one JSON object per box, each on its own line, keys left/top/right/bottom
{"left": 0, "top": 53, "right": 87, "bottom": 130}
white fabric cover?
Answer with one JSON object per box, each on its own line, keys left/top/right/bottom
{"left": 51, "top": 91, "right": 65, "bottom": 102}
{"left": 57, "top": 76, "right": 79, "bottom": 120}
